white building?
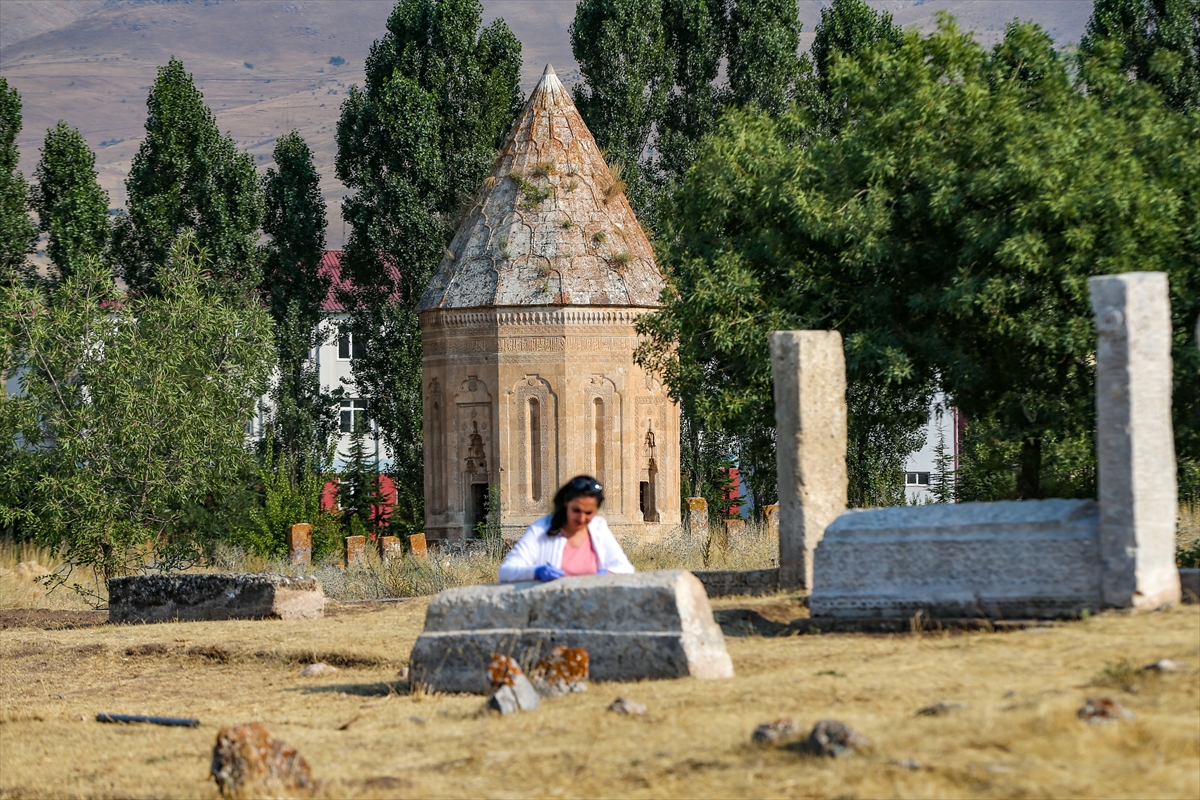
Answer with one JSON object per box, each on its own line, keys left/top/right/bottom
{"left": 903, "top": 393, "right": 960, "bottom": 504}
{"left": 248, "top": 251, "right": 392, "bottom": 470}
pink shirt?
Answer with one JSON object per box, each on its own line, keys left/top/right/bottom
{"left": 559, "top": 533, "right": 599, "bottom": 576}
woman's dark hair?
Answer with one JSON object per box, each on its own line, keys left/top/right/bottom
{"left": 547, "top": 475, "right": 604, "bottom": 535}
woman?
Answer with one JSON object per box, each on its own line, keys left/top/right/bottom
{"left": 498, "top": 475, "right": 635, "bottom": 582}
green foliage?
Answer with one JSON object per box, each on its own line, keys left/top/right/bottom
{"left": 260, "top": 131, "right": 337, "bottom": 477}
{"left": 113, "top": 58, "right": 264, "bottom": 297}
{"left": 1080, "top": 0, "right": 1200, "bottom": 113}
{"left": 0, "top": 79, "right": 37, "bottom": 287}
{"left": 0, "top": 237, "right": 274, "bottom": 584}
{"left": 642, "top": 16, "right": 1200, "bottom": 503}
{"left": 571, "top": 0, "right": 805, "bottom": 219}
{"left": 234, "top": 438, "right": 338, "bottom": 560}
{"left": 336, "top": 0, "right": 522, "bottom": 535}
{"left": 338, "top": 421, "right": 386, "bottom": 535}
{"left": 33, "top": 122, "right": 110, "bottom": 284}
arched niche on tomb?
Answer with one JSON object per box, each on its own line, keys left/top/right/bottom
{"left": 636, "top": 391, "right": 669, "bottom": 524}
{"left": 425, "top": 377, "right": 446, "bottom": 514}
{"left": 581, "top": 374, "right": 621, "bottom": 513}
{"left": 512, "top": 375, "right": 558, "bottom": 515}
{"left": 455, "top": 376, "right": 494, "bottom": 536}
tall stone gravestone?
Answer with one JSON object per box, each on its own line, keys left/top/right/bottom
{"left": 1090, "top": 272, "right": 1181, "bottom": 608}
{"left": 770, "top": 331, "right": 848, "bottom": 590}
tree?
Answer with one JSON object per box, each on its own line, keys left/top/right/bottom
{"left": 808, "top": 0, "right": 903, "bottom": 127}
{"left": 33, "top": 122, "right": 110, "bottom": 284}
{"left": 260, "top": 131, "right": 337, "bottom": 477}
{"left": 571, "top": 0, "right": 805, "bottom": 216}
{"left": 1080, "top": 0, "right": 1200, "bottom": 112}
{"left": 640, "top": 16, "right": 1200, "bottom": 503}
{"left": 337, "top": 419, "right": 385, "bottom": 536}
{"left": 0, "top": 236, "right": 274, "bottom": 589}
{"left": 0, "top": 79, "right": 37, "bottom": 287}
{"left": 113, "top": 58, "right": 264, "bottom": 297}
{"left": 336, "top": 0, "right": 522, "bottom": 535}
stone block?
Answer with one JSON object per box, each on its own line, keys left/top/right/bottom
{"left": 286, "top": 524, "right": 311, "bottom": 566}
{"left": 1179, "top": 569, "right": 1199, "bottom": 603}
{"left": 809, "top": 499, "right": 1102, "bottom": 619}
{"left": 1089, "top": 272, "right": 1181, "bottom": 608}
{"left": 109, "top": 574, "right": 325, "bottom": 624}
{"left": 693, "top": 568, "right": 780, "bottom": 598}
{"left": 379, "top": 536, "right": 403, "bottom": 560}
{"left": 344, "top": 535, "right": 367, "bottom": 569}
{"left": 685, "top": 498, "right": 709, "bottom": 541}
{"left": 409, "top": 570, "right": 734, "bottom": 693}
{"left": 211, "top": 723, "right": 312, "bottom": 798}
{"left": 764, "top": 504, "right": 780, "bottom": 540}
{"left": 722, "top": 518, "right": 746, "bottom": 545}
{"left": 409, "top": 533, "right": 428, "bottom": 557}
{"left": 770, "top": 331, "right": 848, "bottom": 590}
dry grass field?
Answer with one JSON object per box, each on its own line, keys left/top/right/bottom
{"left": 1, "top": 592, "right": 1197, "bottom": 799}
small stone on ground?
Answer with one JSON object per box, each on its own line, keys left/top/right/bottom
{"left": 608, "top": 697, "right": 647, "bottom": 716}
{"left": 488, "top": 674, "right": 540, "bottom": 714}
{"left": 751, "top": 718, "right": 795, "bottom": 743}
{"left": 1078, "top": 696, "right": 1133, "bottom": 723}
{"left": 211, "top": 723, "right": 312, "bottom": 798}
{"left": 917, "top": 701, "right": 965, "bottom": 716}
{"left": 300, "top": 662, "right": 337, "bottom": 677}
{"left": 1142, "top": 659, "right": 1185, "bottom": 672}
{"left": 531, "top": 646, "right": 589, "bottom": 696}
{"left": 806, "top": 719, "right": 868, "bottom": 757}
{"left": 890, "top": 758, "right": 922, "bottom": 770}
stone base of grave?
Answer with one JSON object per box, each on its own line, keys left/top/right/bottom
{"left": 108, "top": 574, "right": 325, "bottom": 624}
{"left": 693, "top": 569, "right": 780, "bottom": 598}
{"left": 809, "top": 499, "right": 1103, "bottom": 619}
{"left": 409, "top": 570, "right": 734, "bottom": 693}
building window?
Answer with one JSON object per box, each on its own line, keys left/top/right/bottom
{"left": 340, "top": 399, "right": 369, "bottom": 433}
{"left": 529, "top": 398, "right": 542, "bottom": 501}
{"left": 905, "top": 472, "right": 931, "bottom": 486}
{"left": 338, "top": 331, "right": 366, "bottom": 360}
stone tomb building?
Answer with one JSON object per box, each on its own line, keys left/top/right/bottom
{"left": 416, "top": 65, "right": 680, "bottom": 541}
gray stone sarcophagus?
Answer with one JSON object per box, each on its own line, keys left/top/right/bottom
{"left": 408, "top": 570, "right": 734, "bottom": 693}
{"left": 809, "top": 499, "right": 1103, "bottom": 619}
{"left": 108, "top": 573, "right": 325, "bottom": 624}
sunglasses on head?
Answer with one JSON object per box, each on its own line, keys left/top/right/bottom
{"left": 568, "top": 476, "right": 603, "bottom": 493}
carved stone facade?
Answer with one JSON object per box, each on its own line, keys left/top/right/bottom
{"left": 420, "top": 307, "right": 680, "bottom": 540}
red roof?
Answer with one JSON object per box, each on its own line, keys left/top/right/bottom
{"left": 318, "top": 251, "right": 402, "bottom": 312}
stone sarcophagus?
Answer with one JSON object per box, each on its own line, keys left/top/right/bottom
{"left": 408, "top": 571, "right": 734, "bottom": 693}
{"left": 809, "top": 499, "right": 1103, "bottom": 619}
{"left": 108, "top": 573, "right": 325, "bottom": 624}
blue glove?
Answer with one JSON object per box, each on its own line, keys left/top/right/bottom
{"left": 534, "top": 565, "right": 565, "bottom": 582}
{"left": 597, "top": 568, "right": 609, "bottom": 575}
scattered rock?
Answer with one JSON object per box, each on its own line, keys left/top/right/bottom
{"left": 608, "top": 697, "right": 647, "bottom": 716}
{"left": 890, "top": 758, "right": 922, "bottom": 770}
{"left": 486, "top": 654, "right": 539, "bottom": 714}
{"left": 530, "top": 646, "right": 589, "bottom": 696}
{"left": 397, "top": 666, "right": 410, "bottom": 680}
{"left": 300, "top": 663, "right": 338, "bottom": 677}
{"left": 751, "top": 718, "right": 795, "bottom": 744}
{"left": 917, "top": 701, "right": 965, "bottom": 717}
{"left": 1077, "top": 696, "right": 1133, "bottom": 723}
{"left": 211, "top": 723, "right": 313, "bottom": 799}
{"left": 1142, "top": 659, "right": 1185, "bottom": 673}
{"left": 805, "top": 719, "right": 869, "bottom": 757}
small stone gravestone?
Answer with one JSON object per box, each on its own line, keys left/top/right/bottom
{"left": 344, "top": 536, "right": 367, "bottom": 569}
{"left": 286, "top": 524, "right": 311, "bottom": 566}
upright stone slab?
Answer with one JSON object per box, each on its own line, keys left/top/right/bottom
{"left": 809, "top": 500, "right": 1102, "bottom": 619}
{"left": 685, "top": 498, "right": 709, "bottom": 542}
{"left": 409, "top": 570, "right": 734, "bottom": 693}
{"left": 1089, "top": 273, "right": 1181, "bottom": 608}
{"left": 287, "top": 524, "right": 312, "bottom": 566}
{"left": 379, "top": 536, "right": 403, "bottom": 561}
{"left": 344, "top": 535, "right": 366, "bottom": 569}
{"left": 109, "top": 574, "right": 325, "bottom": 624}
{"left": 764, "top": 504, "right": 780, "bottom": 541}
{"left": 409, "top": 533, "right": 428, "bottom": 557}
{"left": 770, "top": 331, "right": 848, "bottom": 590}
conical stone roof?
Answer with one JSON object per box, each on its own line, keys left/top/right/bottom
{"left": 416, "top": 65, "right": 665, "bottom": 311}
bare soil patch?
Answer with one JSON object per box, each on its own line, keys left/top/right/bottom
{"left": 1, "top": 594, "right": 1197, "bottom": 799}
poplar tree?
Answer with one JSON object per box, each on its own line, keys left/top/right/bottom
{"left": 33, "top": 122, "right": 110, "bottom": 283}
{"left": 260, "top": 131, "right": 336, "bottom": 476}
{"left": 1080, "top": 0, "right": 1200, "bottom": 112}
{"left": 0, "top": 79, "right": 37, "bottom": 287}
{"left": 335, "top": 0, "right": 522, "bottom": 535}
{"left": 113, "top": 58, "right": 263, "bottom": 297}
